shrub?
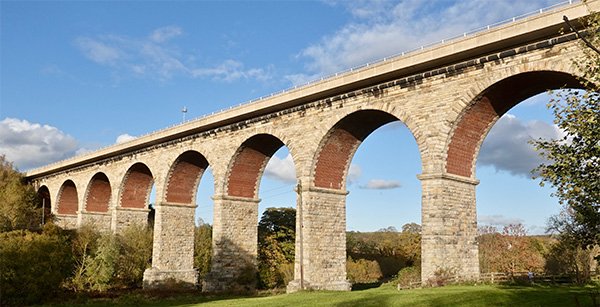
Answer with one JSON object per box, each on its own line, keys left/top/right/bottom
{"left": 396, "top": 266, "right": 421, "bottom": 288}
{"left": 346, "top": 257, "right": 383, "bottom": 284}
{"left": 116, "top": 223, "right": 153, "bottom": 287}
{"left": 0, "top": 225, "right": 73, "bottom": 305}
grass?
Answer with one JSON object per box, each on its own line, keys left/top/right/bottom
{"left": 40, "top": 283, "right": 599, "bottom": 307}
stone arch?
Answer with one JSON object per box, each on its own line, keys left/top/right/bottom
{"left": 84, "top": 172, "right": 111, "bottom": 213}
{"left": 312, "top": 109, "right": 399, "bottom": 190}
{"left": 226, "top": 134, "right": 286, "bottom": 198}
{"left": 445, "top": 70, "right": 583, "bottom": 178}
{"left": 37, "top": 185, "right": 52, "bottom": 218}
{"left": 119, "top": 163, "right": 154, "bottom": 209}
{"left": 164, "top": 150, "right": 210, "bottom": 204}
{"left": 56, "top": 180, "right": 78, "bottom": 215}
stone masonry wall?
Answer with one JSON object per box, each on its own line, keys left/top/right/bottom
{"left": 28, "top": 35, "right": 584, "bottom": 291}
{"left": 203, "top": 195, "right": 259, "bottom": 292}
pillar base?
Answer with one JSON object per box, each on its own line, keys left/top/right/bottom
{"left": 286, "top": 279, "right": 351, "bottom": 292}
{"left": 142, "top": 268, "right": 198, "bottom": 289}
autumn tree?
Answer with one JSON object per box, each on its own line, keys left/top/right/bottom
{"left": 533, "top": 11, "right": 600, "bottom": 250}
{"left": 478, "top": 224, "right": 545, "bottom": 274}
{"left": 0, "top": 155, "right": 41, "bottom": 232}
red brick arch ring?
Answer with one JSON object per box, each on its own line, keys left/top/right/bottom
{"left": 164, "top": 150, "right": 209, "bottom": 204}
{"left": 226, "top": 134, "right": 287, "bottom": 199}
{"left": 445, "top": 70, "right": 583, "bottom": 178}
{"left": 119, "top": 163, "right": 154, "bottom": 209}
{"left": 56, "top": 180, "right": 78, "bottom": 215}
{"left": 84, "top": 172, "right": 111, "bottom": 213}
{"left": 313, "top": 109, "right": 402, "bottom": 190}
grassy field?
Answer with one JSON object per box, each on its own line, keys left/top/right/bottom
{"left": 43, "top": 283, "right": 599, "bottom": 307}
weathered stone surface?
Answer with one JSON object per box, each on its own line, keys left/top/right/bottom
{"left": 25, "top": 1, "right": 596, "bottom": 291}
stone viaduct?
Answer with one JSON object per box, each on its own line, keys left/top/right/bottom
{"left": 26, "top": 1, "right": 597, "bottom": 292}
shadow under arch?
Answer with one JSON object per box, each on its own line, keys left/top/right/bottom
{"left": 56, "top": 180, "right": 78, "bottom": 215}
{"left": 84, "top": 172, "right": 111, "bottom": 213}
{"left": 37, "top": 185, "right": 52, "bottom": 223}
{"left": 446, "top": 70, "right": 583, "bottom": 178}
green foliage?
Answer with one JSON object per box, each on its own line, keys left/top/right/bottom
{"left": 0, "top": 155, "right": 42, "bottom": 232}
{"left": 85, "top": 233, "right": 120, "bottom": 291}
{"left": 346, "top": 226, "right": 421, "bottom": 281}
{"left": 545, "top": 209, "right": 597, "bottom": 283}
{"left": 257, "top": 207, "right": 296, "bottom": 289}
{"left": 68, "top": 224, "right": 101, "bottom": 291}
{"left": 0, "top": 225, "right": 74, "bottom": 305}
{"left": 395, "top": 265, "right": 421, "bottom": 288}
{"left": 116, "top": 223, "right": 153, "bottom": 287}
{"left": 194, "top": 222, "right": 212, "bottom": 281}
{"left": 67, "top": 223, "right": 153, "bottom": 292}
{"left": 346, "top": 257, "right": 383, "bottom": 283}
{"left": 533, "top": 11, "right": 600, "bottom": 250}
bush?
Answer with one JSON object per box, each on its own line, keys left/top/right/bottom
{"left": 117, "top": 223, "right": 153, "bottom": 287}
{"left": 0, "top": 225, "right": 73, "bottom": 305}
{"left": 66, "top": 223, "right": 153, "bottom": 292}
{"left": 396, "top": 266, "right": 421, "bottom": 288}
{"left": 346, "top": 257, "right": 383, "bottom": 284}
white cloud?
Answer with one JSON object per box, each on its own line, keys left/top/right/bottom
{"left": 478, "top": 114, "right": 562, "bottom": 177}
{"left": 264, "top": 153, "right": 296, "bottom": 183}
{"left": 0, "top": 118, "right": 79, "bottom": 170}
{"left": 291, "top": 0, "right": 555, "bottom": 78}
{"left": 360, "top": 179, "right": 401, "bottom": 190}
{"left": 347, "top": 163, "right": 362, "bottom": 184}
{"left": 191, "top": 60, "right": 272, "bottom": 82}
{"left": 75, "top": 37, "right": 122, "bottom": 65}
{"left": 75, "top": 26, "right": 270, "bottom": 82}
{"left": 149, "top": 26, "right": 183, "bottom": 43}
{"left": 478, "top": 214, "right": 525, "bottom": 227}
{"left": 116, "top": 133, "right": 137, "bottom": 144}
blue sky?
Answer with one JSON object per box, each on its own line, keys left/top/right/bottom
{"left": 1, "top": 0, "right": 572, "bottom": 234}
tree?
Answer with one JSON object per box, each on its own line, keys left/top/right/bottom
{"left": 194, "top": 221, "right": 212, "bottom": 281}
{"left": 0, "top": 155, "right": 42, "bottom": 232}
{"left": 533, "top": 11, "right": 600, "bottom": 250}
{"left": 257, "top": 207, "right": 296, "bottom": 289}
{"left": 402, "top": 223, "right": 422, "bottom": 234}
{"left": 477, "top": 224, "right": 545, "bottom": 274}
{"left": 545, "top": 209, "right": 597, "bottom": 283}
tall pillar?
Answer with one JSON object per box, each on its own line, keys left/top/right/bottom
{"left": 112, "top": 207, "right": 150, "bottom": 232}
{"left": 418, "top": 173, "right": 480, "bottom": 284}
{"left": 143, "top": 202, "right": 197, "bottom": 288}
{"left": 202, "top": 195, "right": 259, "bottom": 292}
{"left": 287, "top": 187, "right": 351, "bottom": 292}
